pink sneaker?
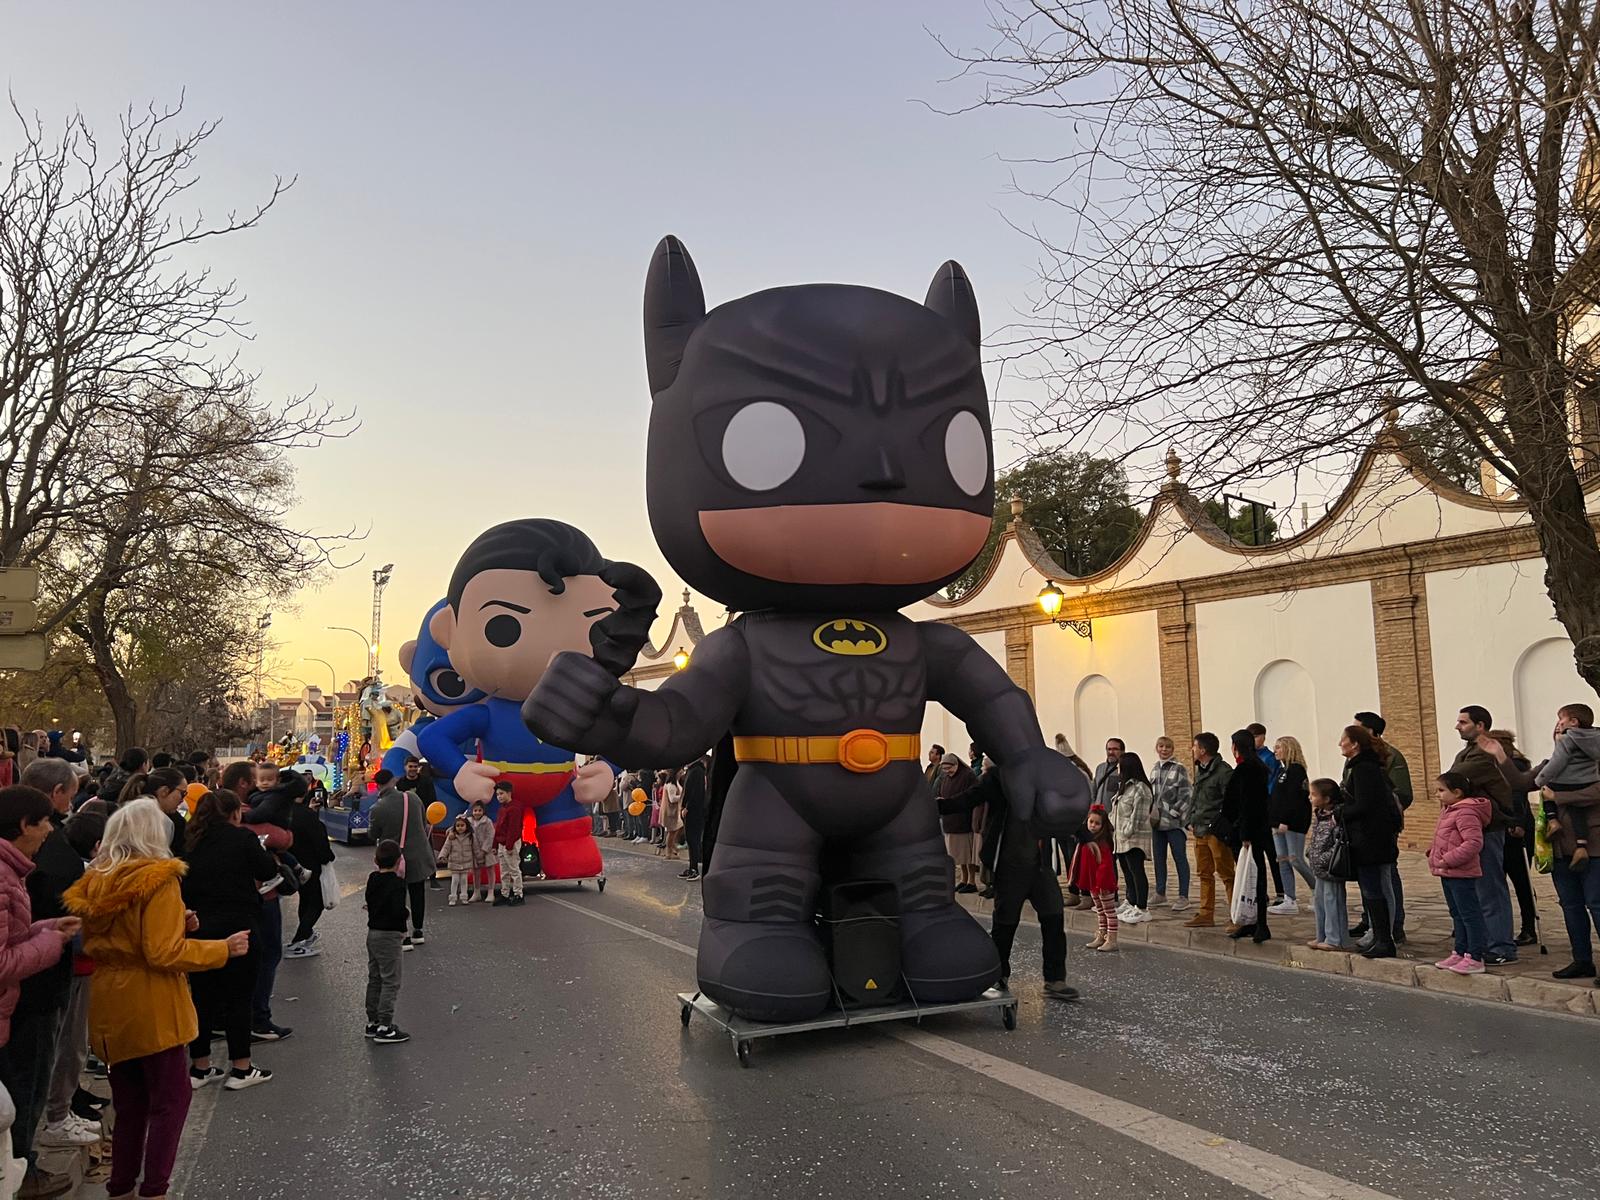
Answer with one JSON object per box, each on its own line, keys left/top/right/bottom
{"left": 1434, "top": 953, "right": 1463, "bottom": 970}
{"left": 1450, "top": 956, "right": 1486, "bottom": 975}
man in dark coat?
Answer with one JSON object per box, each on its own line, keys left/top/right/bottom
{"left": 940, "top": 761, "right": 1078, "bottom": 1002}
{"left": 679, "top": 756, "right": 708, "bottom": 881}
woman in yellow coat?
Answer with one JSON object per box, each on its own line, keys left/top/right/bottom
{"left": 64, "top": 798, "right": 248, "bottom": 1200}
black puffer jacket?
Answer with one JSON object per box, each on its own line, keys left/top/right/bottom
{"left": 939, "top": 768, "right": 1049, "bottom": 876}
{"left": 1341, "top": 750, "right": 1399, "bottom": 867}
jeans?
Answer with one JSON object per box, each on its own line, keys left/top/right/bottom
{"left": 251, "top": 897, "right": 282, "bottom": 1028}
{"left": 107, "top": 1045, "right": 192, "bottom": 1198}
{"left": 1441, "top": 875, "right": 1488, "bottom": 960}
{"left": 1313, "top": 878, "right": 1347, "bottom": 944}
{"left": 1272, "top": 830, "right": 1314, "bottom": 899}
{"left": 1504, "top": 833, "right": 1538, "bottom": 932}
{"left": 1550, "top": 855, "right": 1600, "bottom": 965}
{"left": 1193, "top": 834, "right": 1236, "bottom": 921}
{"left": 190, "top": 949, "right": 259, "bottom": 1064}
{"left": 0, "top": 1002, "right": 67, "bottom": 1164}
{"left": 1474, "top": 830, "right": 1516, "bottom": 959}
{"left": 366, "top": 930, "right": 405, "bottom": 1025}
{"left": 1152, "top": 828, "right": 1190, "bottom": 898}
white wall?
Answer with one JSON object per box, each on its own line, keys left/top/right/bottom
{"left": 1426, "top": 559, "right": 1587, "bottom": 762}
{"left": 1033, "top": 609, "right": 1165, "bottom": 766}
{"left": 921, "top": 629, "right": 1008, "bottom": 759}
{"left": 1196, "top": 583, "right": 1380, "bottom": 780}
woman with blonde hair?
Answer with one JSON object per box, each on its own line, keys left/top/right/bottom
{"left": 64, "top": 798, "right": 248, "bottom": 1200}
{"left": 1267, "top": 736, "right": 1315, "bottom": 916}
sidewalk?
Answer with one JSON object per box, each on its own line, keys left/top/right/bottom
{"left": 958, "top": 846, "right": 1600, "bottom": 1019}
{"left": 602, "top": 835, "right": 1599, "bottom": 1019}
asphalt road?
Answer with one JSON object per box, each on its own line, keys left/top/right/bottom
{"left": 168, "top": 842, "right": 1600, "bottom": 1200}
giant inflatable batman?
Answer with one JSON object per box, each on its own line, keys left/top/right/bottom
{"left": 522, "top": 238, "right": 1090, "bottom": 1020}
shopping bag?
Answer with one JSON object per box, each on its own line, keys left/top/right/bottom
{"left": 1230, "top": 849, "right": 1258, "bottom": 926}
{"left": 1532, "top": 805, "right": 1554, "bottom": 875}
{"left": 320, "top": 860, "right": 340, "bottom": 910}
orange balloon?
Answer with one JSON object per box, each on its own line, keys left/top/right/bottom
{"left": 426, "top": 801, "right": 447, "bottom": 825}
{"left": 630, "top": 787, "right": 647, "bottom": 804}
{"left": 627, "top": 799, "right": 646, "bottom": 816}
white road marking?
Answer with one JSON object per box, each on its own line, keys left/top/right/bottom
{"left": 540, "top": 890, "right": 1403, "bottom": 1200}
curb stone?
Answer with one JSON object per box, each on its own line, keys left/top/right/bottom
{"left": 1414, "top": 965, "right": 1511, "bottom": 1002}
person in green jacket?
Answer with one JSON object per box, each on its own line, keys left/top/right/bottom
{"left": 1186, "top": 733, "right": 1235, "bottom": 928}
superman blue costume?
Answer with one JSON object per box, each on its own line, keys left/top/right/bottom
{"left": 416, "top": 698, "right": 608, "bottom": 877}
{"left": 383, "top": 600, "right": 483, "bottom": 818}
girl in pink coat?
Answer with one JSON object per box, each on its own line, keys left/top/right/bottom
{"left": 1428, "top": 772, "right": 1491, "bottom": 974}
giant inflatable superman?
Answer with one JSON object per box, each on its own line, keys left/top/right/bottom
{"left": 414, "top": 519, "right": 660, "bottom": 879}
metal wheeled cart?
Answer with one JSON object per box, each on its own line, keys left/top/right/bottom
{"left": 677, "top": 985, "right": 1017, "bottom": 1067}
{"left": 522, "top": 873, "right": 606, "bottom": 893}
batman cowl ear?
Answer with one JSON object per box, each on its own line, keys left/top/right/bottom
{"left": 643, "top": 235, "right": 707, "bottom": 394}
{"left": 924, "top": 260, "right": 980, "bottom": 348}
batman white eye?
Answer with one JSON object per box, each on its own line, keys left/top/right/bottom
{"left": 944, "top": 410, "right": 989, "bottom": 496}
{"left": 722, "top": 402, "right": 805, "bottom": 491}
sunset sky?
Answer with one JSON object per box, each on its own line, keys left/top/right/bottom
{"left": 7, "top": 0, "right": 1076, "bottom": 694}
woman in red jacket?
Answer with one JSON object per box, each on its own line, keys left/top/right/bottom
{"left": 1073, "top": 806, "right": 1120, "bottom": 952}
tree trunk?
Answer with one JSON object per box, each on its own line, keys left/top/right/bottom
{"left": 68, "top": 605, "right": 140, "bottom": 755}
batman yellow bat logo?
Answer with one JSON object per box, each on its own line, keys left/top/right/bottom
{"left": 812, "top": 619, "right": 887, "bottom": 656}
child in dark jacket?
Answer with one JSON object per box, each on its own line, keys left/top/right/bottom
{"left": 1071, "top": 807, "right": 1120, "bottom": 953}
{"left": 365, "top": 840, "right": 410, "bottom": 1044}
{"left": 1429, "top": 773, "right": 1491, "bottom": 975}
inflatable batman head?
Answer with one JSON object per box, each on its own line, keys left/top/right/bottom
{"left": 642, "top": 236, "right": 995, "bottom": 613}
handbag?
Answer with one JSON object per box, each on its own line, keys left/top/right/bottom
{"left": 1325, "top": 817, "right": 1354, "bottom": 882}
{"left": 320, "top": 860, "right": 340, "bottom": 910}
{"left": 1230, "top": 849, "right": 1258, "bottom": 926}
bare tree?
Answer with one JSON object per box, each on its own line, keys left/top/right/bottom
{"left": 1, "top": 99, "right": 354, "bottom": 747}
{"left": 947, "top": 0, "right": 1600, "bottom": 693}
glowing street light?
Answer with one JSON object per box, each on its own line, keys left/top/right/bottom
{"left": 672, "top": 646, "right": 690, "bottom": 671}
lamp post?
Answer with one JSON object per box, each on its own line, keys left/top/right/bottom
{"left": 327, "top": 626, "right": 373, "bottom": 678}
{"left": 672, "top": 646, "right": 690, "bottom": 671}
{"left": 303, "top": 657, "right": 340, "bottom": 698}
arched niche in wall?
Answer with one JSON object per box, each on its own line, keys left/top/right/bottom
{"left": 1513, "top": 637, "right": 1581, "bottom": 747}
{"left": 1254, "top": 659, "right": 1319, "bottom": 751}
{"left": 1073, "top": 674, "right": 1120, "bottom": 761}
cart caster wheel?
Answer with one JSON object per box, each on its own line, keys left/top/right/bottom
{"left": 598, "top": 878, "right": 606, "bottom": 892}
{"left": 736, "top": 1040, "right": 752, "bottom": 1068}
{"left": 680, "top": 1003, "right": 692, "bottom": 1028}
{"left": 1002, "top": 1004, "right": 1018, "bottom": 1031}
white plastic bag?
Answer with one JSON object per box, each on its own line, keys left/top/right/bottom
{"left": 1230, "top": 848, "right": 1258, "bottom": 926}
{"left": 320, "top": 860, "right": 340, "bottom": 911}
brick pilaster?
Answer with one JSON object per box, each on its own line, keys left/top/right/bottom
{"left": 1370, "top": 567, "right": 1441, "bottom": 849}
{"left": 1004, "top": 621, "right": 1035, "bottom": 700}
{"left": 1157, "top": 599, "right": 1201, "bottom": 741}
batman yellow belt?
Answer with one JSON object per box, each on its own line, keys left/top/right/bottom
{"left": 482, "top": 759, "right": 575, "bottom": 774}
{"left": 731, "top": 731, "right": 921, "bottom": 775}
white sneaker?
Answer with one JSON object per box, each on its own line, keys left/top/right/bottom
{"left": 224, "top": 1066, "right": 273, "bottom": 1090}
{"left": 1169, "top": 899, "right": 1192, "bottom": 913}
{"left": 37, "top": 1117, "right": 100, "bottom": 1147}
{"left": 463, "top": 891, "right": 475, "bottom": 904}
{"left": 447, "top": 897, "right": 457, "bottom": 906}
{"left": 1135, "top": 908, "right": 1154, "bottom": 923}
{"left": 1116, "top": 904, "right": 1135, "bottom": 920}
{"left": 1267, "top": 899, "right": 1299, "bottom": 916}
{"left": 283, "top": 942, "right": 321, "bottom": 959}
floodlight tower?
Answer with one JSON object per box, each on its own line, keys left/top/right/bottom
{"left": 370, "top": 564, "right": 394, "bottom": 682}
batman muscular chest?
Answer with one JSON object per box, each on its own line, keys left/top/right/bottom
{"left": 734, "top": 612, "right": 926, "bottom": 733}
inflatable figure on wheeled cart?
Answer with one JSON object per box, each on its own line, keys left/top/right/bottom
{"left": 524, "top": 237, "right": 1089, "bottom": 1021}
{"left": 415, "top": 520, "right": 660, "bottom": 881}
